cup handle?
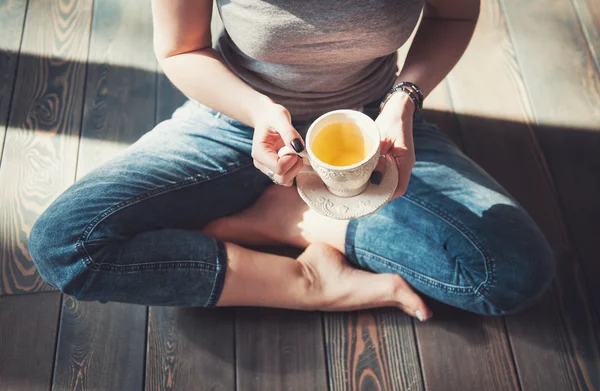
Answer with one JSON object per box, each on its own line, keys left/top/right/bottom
{"left": 277, "top": 146, "right": 315, "bottom": 174}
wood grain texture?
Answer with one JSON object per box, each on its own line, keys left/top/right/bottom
{"left": 411, "top": 7, "right": 522, "bottom": 390}
{"left": 155, "top": 73, "right": 186, "bottom": 125}
{"left": 444, "top": 0, "right": 600, "bottom": 389}
{"left": 146, "top": 307, "right": 235, "bottom": 391}
{"left": 502, "top": 0, "right": 600, "bottom": 314}
{"left": 0, "top": 292, "right": 61, "bottom": 391}
{"left": 50, "top": 1, "right": 156, "bottom": 390}
{"left": 417, "top": 307, "right": 518, "bottom": 391}
{"left": 236, "top": 307, "right": 328, "bottom": 391}
{"left": 146, "top": 10, "right": 236, "bottom": 390}
{"left": 324, "top": 309, "right": 423, "bottom": 391}
{"left": 0, "top": 0, "right": 27, "bottom": 156}
{"left": 571, "top": 0, "right": 600, "bottom": 71}
{"left": 52, "top": 298, "right": 147, "bottom": 391}
{"left": 501, "top": 0, "right": 600, "bottom": 128}
{"left": 236, "top": 246, "right": 328, "bottom": 391}
{"left": 0, "top": 0, "right": 93, "bottom": 295}
{"left": 499, "top": 0, "right": 600, "bottom": 388}
{"left": 76, "top": 0, "right": 157, "bottom": 177}
{"left": 422, "top": 80, "right": 463, "bottom": 149}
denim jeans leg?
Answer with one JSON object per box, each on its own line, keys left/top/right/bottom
{"left": 29, "top": 101, "right": 272, "bottom": 307}
{"left": 345, "top": 117, "right": 556, "bottom": 315}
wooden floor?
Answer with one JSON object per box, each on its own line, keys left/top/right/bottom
{"left": 0, "top": 0, "right": 599, "bottom": 390}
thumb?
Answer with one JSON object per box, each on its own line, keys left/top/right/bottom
{"left": 276, "top": 118, "right": 305, "bottom": 153}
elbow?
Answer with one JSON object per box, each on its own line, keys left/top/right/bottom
{"left": 153, "top": 42, "right": 211, "bottom": 65}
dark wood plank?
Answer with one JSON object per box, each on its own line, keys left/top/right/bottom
{"left": 502, "top": 0, "right": 600, "bottom": 313}
{"left": 155, "top": 73, "right": 186, "bottom": 124}
{"left": 440, "top": 0, "right": 600, "bottom": 389}
{"left": 53, "top": 298, "right": 147, "bottom": 391}
{"left": 76, "top": 0, "right": 157, "bottom": 176}
{"left": 148, "top": 81, "right": 236, "bottom": 389}
{"left": 571, "top": 0, "right": 600, "bottom": 71}
{"left": 320, "top": 28, "right": 452, "bottom": 391}
{"left": 237, "top": 307, "right": 328, "bottom": 391}
{"left": 324, "top": 310, "right": 423, "bottom": 391}
{"left": 0, "top": 0, "right": 27, "bottom": 155}
{"left": 51, "top": 0, "right": 157, "bottom": 390}
{"left": 422, "top": 81, "right": 464, "bottom": 154}
{"left": 405, "top": 5, "right": 522, "bottom": 391}
{"left": 146, "top": 307, "right": 235, "bottom": 391}
{"left": 0, "top": 292, "right": 61, "bottom": 391}
{"left": 499, "top": 0, "right": 600, "bottom": 388}
{"left": 0, "top": 0, "right": 93, "bottom": 295}
{"left": 417, "top": 306, "right": 518, "bottom": 391}
{"left": 232, "top": 247, "right": 328, "bottom": 391}
{"left": 147, "top": 9, "right": 236, "bottom": 390}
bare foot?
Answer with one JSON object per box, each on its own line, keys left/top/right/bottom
{"left": 203, "top": 185, "right": 348, "bottom": 251}
{"left": 299, "top": 243, "right": 431, "bottom": 320}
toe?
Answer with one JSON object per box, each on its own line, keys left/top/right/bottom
{"left": 390, "top": 275, "right": 432, "bottom": 321}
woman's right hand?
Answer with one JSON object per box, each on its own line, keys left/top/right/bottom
{"left": 250, "top": 100, "right": 305, "bottom": 187}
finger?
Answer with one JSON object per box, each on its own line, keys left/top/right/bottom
{"left": 370, "top": 154, "right": 388, "bottom": 185}
{"left": 391, "top": 153, "right": 414, "bottom": 199}
{"left": 280, "top": 156, "right": 304, "bottom": 186}
{"left": 379, "top": 139, "right": 394, "bottom": 155}
{"left": 275, "top": 119, "right": 305, "bottom": 153}
{"left": 255, "top": 144, "right": 299, "bottom": 176}
{"left": 254, "top": 160, "right": 295, "bottom": 187}
{"left": 390, "top": 275, "right": 431, "bottom": 321}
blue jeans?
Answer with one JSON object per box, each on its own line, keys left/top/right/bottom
{"left": 29, "top": 98, "right": 555, "bottom": 315}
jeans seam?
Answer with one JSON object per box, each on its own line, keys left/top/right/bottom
{"left": 205, "top": 240, "right": 228, "bottom": 307}
{"left": 77, "top": 161, "right": 254, "bottom": 272}
{"left": 401, "top": 192, "right": 496, "bottom": 298}
{"left": 354, "top": 248, "right": 474, "bottom": 294}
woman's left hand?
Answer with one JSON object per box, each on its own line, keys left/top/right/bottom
{"left": 375, "top": 92, "right": 417, "bottom": 200}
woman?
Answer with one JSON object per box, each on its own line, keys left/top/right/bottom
{"left": 29, "top": 0, "right": 555, "bottom": 320}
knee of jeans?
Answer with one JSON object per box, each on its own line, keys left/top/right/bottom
{"left": 474, "top": 228, "right": 556, "bottom": 316}
{"left": 29, "top": 202, "right": 89, "bottom": 297}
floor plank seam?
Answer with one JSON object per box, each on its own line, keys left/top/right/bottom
{"left": 319, "top": 313, "right": 332, "bottom": 391}
{"left": 410, "top": 318, "right": 426, "bottom": 391}
{"left": 71, "top": 0, "right": 97, "bottom": 184}
{"left": 154, "top": 69, "right": 160, "bottom": 126}
{"left": 570, "top": 0, "right": 600, "bottom": 73}
{"left": 234, "top": 308, "right": 238, "bottom": 391}
{"left": 141, "top": 306, "right": 150, "bottom": 391}
{"left": 499, "top": 0, "right": 600, "bottom": 325}
{"left": 502, "top": 316, "right": 523, "bottom": 391}
{"left": 0, "top": 0, "right": 31, "bottom": 165}
{"left": 496, "top": 0, "right": 582, "bottom": 238}
{"left": 49, "top": 293, "right": 65, "bottom": 390}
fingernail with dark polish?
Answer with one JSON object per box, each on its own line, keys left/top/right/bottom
{"left": 370, "top": 171, "right": 382, "bottom": 185}
{"left": 291, "top": 138, "right": 305, "bottom": 153}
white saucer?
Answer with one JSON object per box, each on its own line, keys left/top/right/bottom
{"left": 296, "top": 155, "right": 398, "bottom": 220}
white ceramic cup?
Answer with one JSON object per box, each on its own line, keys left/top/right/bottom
{"left": 278, "top": 109, "right": 381, "bottom": 198}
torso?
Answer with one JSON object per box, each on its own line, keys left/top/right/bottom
{"left": 215, "top": 0, "right": 424, "bottom": 121}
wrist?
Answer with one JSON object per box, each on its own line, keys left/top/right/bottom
{"left": 247, "top": 94, "right": 277, "bottom": 127}
{"left": 382, "top": 91, "right": 416, "bottom": 120}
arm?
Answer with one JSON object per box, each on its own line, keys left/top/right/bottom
{"left": 384, "top": 0, "right": 480, "bottom": 116}
{"left": 152, "top": 0, "right": 272, "bottom": 127}
{"left": 395, "top": 0, "right": 480, "bottom": 100}
{"left": 377, "top": 0, "right": 480, "bottom": 198}
{"left": 152, "top": 0, "right": 304, "bottom": 185}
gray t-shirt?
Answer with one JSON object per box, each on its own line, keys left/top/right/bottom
{"left": 215, "top": 0, "right": 423, "bottom": 121}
